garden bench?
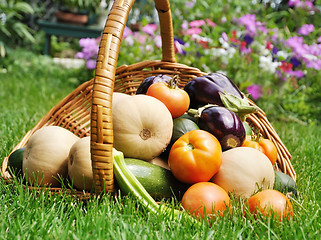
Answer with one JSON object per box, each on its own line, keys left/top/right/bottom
{"left": 37, "top": 20, "right": 103, "bottom": 55}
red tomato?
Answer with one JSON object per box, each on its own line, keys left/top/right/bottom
{"left": 168, "top": 129, "right": 222, "bottom": 184}
{"left": 242, "top": 136, "right": 278, "bottom": 165}
{"left": 181, "top": 182, "right": 231, "bottom": 220}
{"left": 146, "top": 78, "right": 190, "bottom": 119}
{"left": 247, "top": 189, "right": 293, "bottom": 220}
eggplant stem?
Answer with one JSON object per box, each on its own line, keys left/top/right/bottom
{"left": 168, "top": 75, "right": 179, "bottom": 89}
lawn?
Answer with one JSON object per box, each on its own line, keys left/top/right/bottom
{"left": 0, "top": 49, "right": 320, "bottom": 239}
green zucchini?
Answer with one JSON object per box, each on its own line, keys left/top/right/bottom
{"left": 8, "top": 148, "right": 24, "bottom": 176}
{"left": 171, "top": 117, "right": 199, "bottom": 144}
{"left": 274, "top": 171, "right": 298, "bottom": 197}
{"left": 124, "top": 158, "right": 191, "bottom": 201}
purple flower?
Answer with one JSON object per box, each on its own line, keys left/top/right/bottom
{"left": 286, "top": 36, "right": 304, "bottom": 52}
{"left": 256, "top": 21, "right": 268, "bottom": 34}
{"left": 307, "top": 43, "right": 321, "bottom": 56}
{"left": 86, "top": 59, "right": 96, "bottom": 69}
{"left": 247, "top": 84, "right": 262, "bottom": 100}
{"left": 239, "top": 14, "right": 257, "bottom": 36}
{"left": 272, "top": 46, "right": 278, "bottom": 56}
{"left": 270, "top": 28, "right": 279, "bottom": 42}
{"left": 174, "top": 39, "right": 186, "bottom": 55}
{"left": 288, "top": 70, "right": 305, "bottom": 78}
{"left": 185, "top": 0, "right": 196, "bottom": 8}
{"left": 75, "top": 38, "right": 99, "bottom": 65}
{"left": 318, "top": 36, "right": 321, "bottom": 43}
{"left": 181, "top": 20, "right": 189, "bottom": 30}
{"left": 298, "top": 24, "right": 314, "bottom": 35}
{"left": 290, "top": 57, "right": 302, "bottom": 68}
{"left": 305, "top": 58, "right": 321, "bottom": 70}
{"left": 243, "top": 34, "right": 254, "bottom": 45}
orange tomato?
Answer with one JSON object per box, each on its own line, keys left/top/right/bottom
{"left": 242, "top": 136, "right": 277, "bottom": 165}
{"left": 181, "top": 182, "right": 231, "bottom": 220}
{"left": 247, "top": 189, "right": 293, "bottom": 220}
{"left": 168, "top": 129, "right": 222, "bottom": 184}
{"left": 146, "top": 79, "right": 190, "bottom": 119}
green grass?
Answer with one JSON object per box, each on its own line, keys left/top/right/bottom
{"left": 0, "top": 50, "right": 320, "bottom": 239}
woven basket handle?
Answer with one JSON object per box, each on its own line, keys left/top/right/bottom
{"left": 90, "top": 0, "right": 175, "bottom": 193}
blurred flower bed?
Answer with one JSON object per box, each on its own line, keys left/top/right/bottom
{"left": 75, "top": 0, "right": 321, "bottom": 123}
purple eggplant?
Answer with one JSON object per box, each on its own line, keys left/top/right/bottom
{"left": 136, "top": 74, "right": 171, "bottom": 94}
{"left": 189, "top": 105, "right": 245, "bottom": 151}
{"left": 184, "top": 72, "right": 244, "bottom": 108}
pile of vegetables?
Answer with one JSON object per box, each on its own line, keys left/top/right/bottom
{"left": 7, "top": 72, "right": 297, "bottom": 222}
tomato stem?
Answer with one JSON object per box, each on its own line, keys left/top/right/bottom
{"left": 186, "top": 143, "right": 194, "bottom": 151}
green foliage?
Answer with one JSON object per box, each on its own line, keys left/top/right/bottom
{"left": 0, "top": 0, "right": 35, "bottom": 57}
{"left": 53, "top": 0, "right": 101, "bottom": 14}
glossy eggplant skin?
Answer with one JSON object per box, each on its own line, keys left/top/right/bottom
{"left": 184, "top": 72, "right": 244, "bottom": 108}
{"left": 136, "top": 74, "right": 171, "bottom": 94}
{"left": 197, "top": 106, "right": 245, "bottom": 151}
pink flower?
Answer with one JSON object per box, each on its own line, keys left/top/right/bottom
{"left": 206, "top": 19, "right": 216, "bottom": 27}
{"left": 247, "top": 84, "right": 262, "bottom": 100}
{"left": 142, "top": 24, "right": 158, "bottom": 36}
{"left": 298, "top": 24, "right": 314, "bottom": 35}
{"left": 186, "top": 27, "right": 202, "bottom": 35}
{"left": 318, "top": 36, "right": 321, "bottom": 43}
{"left": 133, "top": 32, "right": 147, "bottom": 45}
{"left": 189, "top": 20, "right": 205, "bottom": 28}
{"left": 289, "top": 0, "right": 314, "bottom": 10}
{"left": 154, "top": 35, "right": 162, "bottom": 48}
{"left": 123, "top": 26, "right": 133, "bottom": 38}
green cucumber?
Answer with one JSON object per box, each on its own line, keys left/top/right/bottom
{"left": 274, "top": 171, "right": 298, "bottom": 197}
{"left": 124, "top": 158, "right": 190, "bottom": 201}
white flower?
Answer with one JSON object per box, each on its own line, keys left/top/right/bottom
{"left": 302, "top": 54, "right": 318, "bottom": 61}
{"left": 276, "top": 51, "right": 289, "bottom": 61}
{"left": 211, "top": 48, "right": 227, "bottom": 57}
{"left": 259, "top": 55, "right": 280, "bottom": 73}
{"left": 219, "top": 37, "right": 230, "bottom": 49}
{"left": 0, "top": 13, "right": 6, "bottom": 25}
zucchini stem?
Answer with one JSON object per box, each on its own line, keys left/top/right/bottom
{"left": 112, "top": 148, "right": 200, "bottom": 224}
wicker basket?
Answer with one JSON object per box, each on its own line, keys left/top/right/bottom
{"left": 1, "top": 0, "right": 296, "bottom": 196}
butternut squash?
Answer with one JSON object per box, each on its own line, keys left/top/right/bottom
{"left": 23, "top": 126, "right": 79, "bottom": 187}
{"left": 113, "top": 95, "right": 173, "bottom": 161}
